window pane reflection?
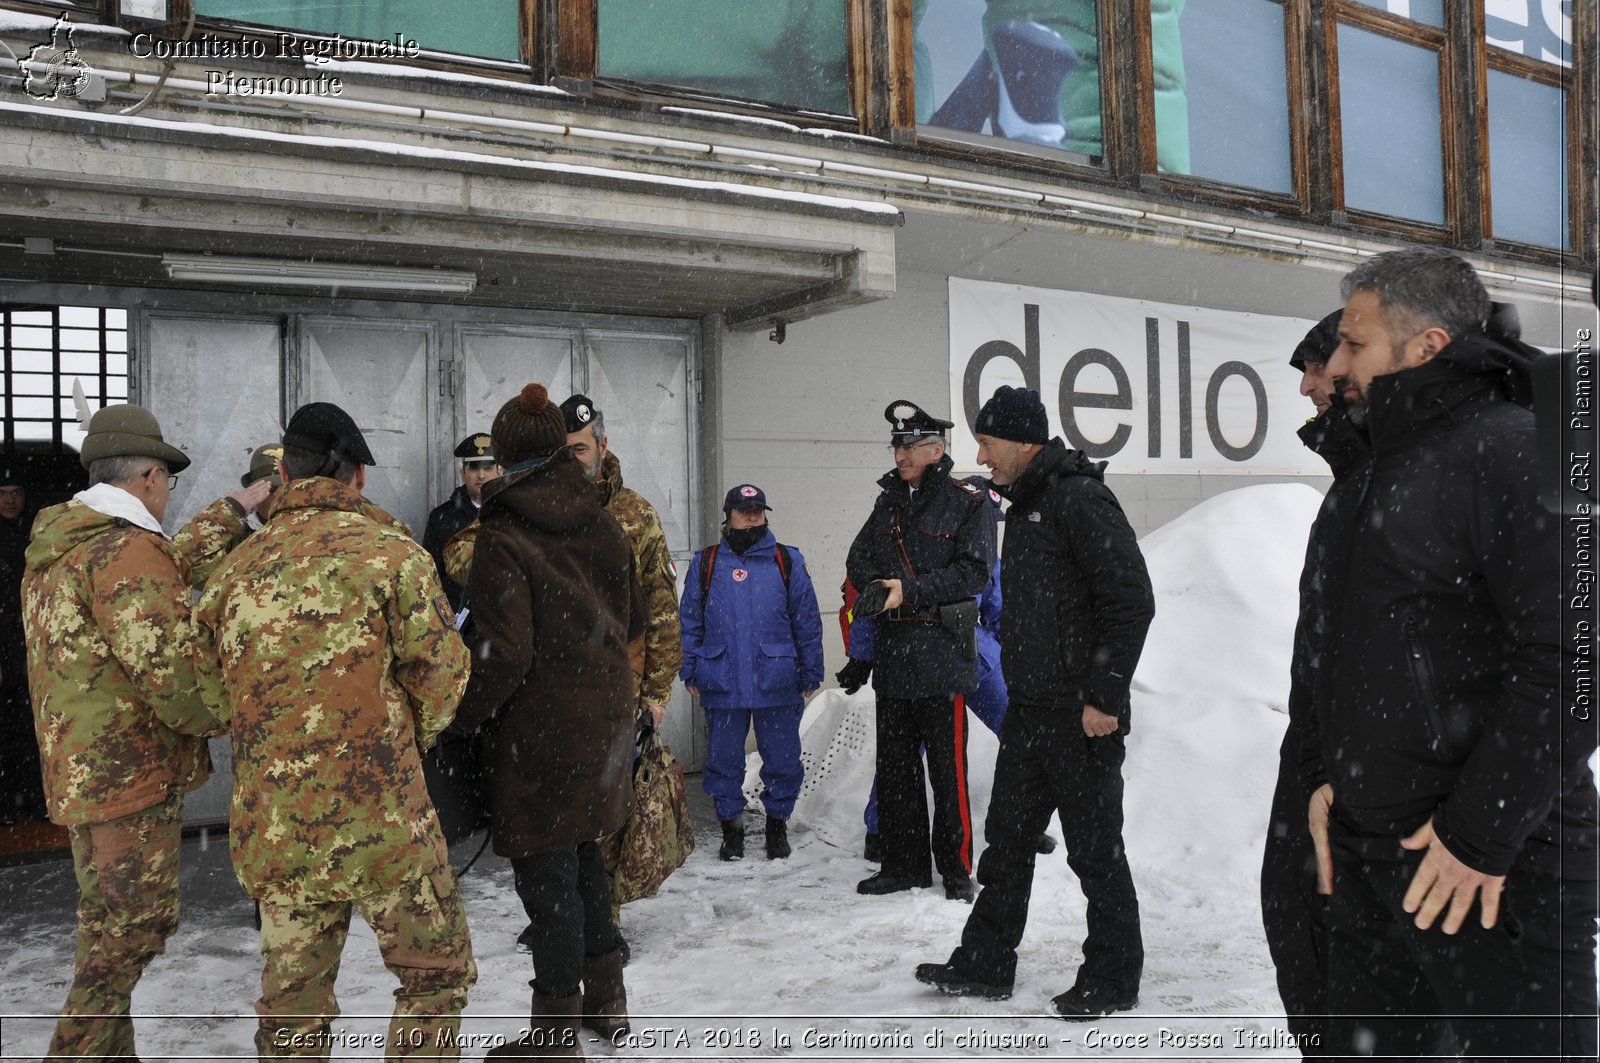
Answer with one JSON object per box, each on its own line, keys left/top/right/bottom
{"left": 915, "top": 0, "right": 1145, "bottom": 167}
{"left": 1337, "top": 25, "right": 1444, "bottom": 224}
{"left": 1485, "top": 0, "right": 1572, "bottom": 67}
{"left": 1160, "top": 0, "right": 1290, "bottom": 191}
{"left": 597, "top": 0, "right": 850, "bottom": 115}
{"left": 194, "top": 1, "right": 520, "bottom": 62}
{"left": 1348, "top": 0, "right": 1445, "bottom": 27}
{"left": 1487, "top": 70, "right": 1568, "bottom": 248}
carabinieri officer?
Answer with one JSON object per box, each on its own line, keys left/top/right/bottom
{"left": 846, "top": 400, "right": 997, "bottom": 902}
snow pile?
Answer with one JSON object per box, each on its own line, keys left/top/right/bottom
{"left": 753, "top": 483, "right": 1322, "bottom": 891}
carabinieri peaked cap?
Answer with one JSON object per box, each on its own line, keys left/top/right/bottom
{"left": 454, "top": 432, "right": 495, "bottom": 465}
{"left": 884, "top": 399, "right": 953, "bottom": 445}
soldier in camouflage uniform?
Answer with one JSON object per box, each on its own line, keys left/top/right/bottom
{"left": 23, "top": 403, "right": 269, "bottom": 1061}
{"left": 192, "top": 403, "right": 476, "bottom": 1061}
{"left": 561, "top": 395, "right": 683, "bottom": 942}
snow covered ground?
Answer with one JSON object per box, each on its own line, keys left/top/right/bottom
{"left": 0, "top": 482, "right": 1526, "bottom": 1060}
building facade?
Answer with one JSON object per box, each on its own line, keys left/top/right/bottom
{"left": 0, "top": 1, "right": 1592, "bottom": 797}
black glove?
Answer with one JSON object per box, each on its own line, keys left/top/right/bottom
{"left": 835, "top": 658, "right": 873, "bottom": 695}
{"left": 853, "top": 579, "right": 892, "bottom": 618}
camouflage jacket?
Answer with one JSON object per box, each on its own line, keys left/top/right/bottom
{"left": 23, "top": 494, "right": 249, "bottom": 825}
{"left": 598, "top": 452, "right": 682, "bottom": 705}
{"left": 192, "top": 476, "right": 470, "bottom": 904}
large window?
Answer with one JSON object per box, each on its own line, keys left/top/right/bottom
{"left": 1484, "top": 0, "right": 1573, "bottom": 253}
{"left": 194, "top": 1, "right": 522, "bottom": 63}
{"left": 1335, "top": 21, "right": 1447, "bottom": 226}
{"left": 1154, "top": 0, "right": 1291, "bottom": 191}
{"left": 596, "top": 0, "right": 850, "bottom": 114}
{"left": 1, "top": 306, "right": 128, "bottom": 453}
{"left": 913, "top": 0, "right": 1107, "bottom": 164}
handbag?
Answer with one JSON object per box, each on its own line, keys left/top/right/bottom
{"left": 611, "top": 726, "right": 695, "bottom": 905}
{"left": 422, "top": 728, "right": 489, "bottom": 845}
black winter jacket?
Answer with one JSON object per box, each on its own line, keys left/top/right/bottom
{"left": 1281, "top": 405, "right": 1369, "bottom": 791}
{"left": 1299, "top": 332, "right": 1598, "bottom": 878}
{"left": 995, "top": 439, "right": 1154, "bottom": 730}
{"left": 421, "top": 485, "right": 477, "bottom": 611}
{"left": 846, "top": 455, "right": 997, "bottom": 698}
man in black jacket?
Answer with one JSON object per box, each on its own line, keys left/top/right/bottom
{"left": 1303, "top": 248, "right": 1597, "bottom": 1059}
{"left": 916, "top": 385, "right": 1154, "bottom": 1020}
{"left": 420, "top": 432, "right": 500, "bottom": 611}
{"left": 847, "top": 400, "right": 996, "bottom": 902}
{"left": 1258, "top": 309, "right": 1361, "bottom": 1056}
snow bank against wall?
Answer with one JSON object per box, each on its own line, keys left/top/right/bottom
{"left": 772, "top": 483, "right": 1324, "bottom": 886}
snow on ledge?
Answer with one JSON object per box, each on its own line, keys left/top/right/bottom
{"left": 0, "top": 100, "right": 902, "bottom": 219}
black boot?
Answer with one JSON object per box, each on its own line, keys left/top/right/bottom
{"left": 580, "top": 947, "right": 629, "bottom": 1039}
{"left": 765, "top": 818, "right": 791, "bottom": 859}
{"left": 719, "top": 818, "right": 744, "bottom": 861}
{"left": 487, "top": 984, "right": 583, "bottom": 1057}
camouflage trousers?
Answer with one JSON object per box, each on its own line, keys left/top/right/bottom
{"left": 49, "top": 794, "right": 183, "bottom": 1061}
{"left": 255, "top": 866, "right": 477, "bottom": 1061}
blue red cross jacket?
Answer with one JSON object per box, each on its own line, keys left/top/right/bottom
{"left": 680, "top": 528, "right": 824, "bottom": 710}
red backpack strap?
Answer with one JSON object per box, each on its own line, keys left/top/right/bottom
{"left": 699, "top": 543, "right": 719, "bottom": 597}
{"left": 774, "top": 543, "right": 791, "bottom": 588}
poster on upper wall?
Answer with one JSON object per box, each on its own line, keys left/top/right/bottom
{"left": 948, "top": 278, "right": 1331, "bottom": 476}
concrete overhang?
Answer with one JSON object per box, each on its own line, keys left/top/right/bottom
{"left": 0, "top": 101, "right": 899, "bottom": 325}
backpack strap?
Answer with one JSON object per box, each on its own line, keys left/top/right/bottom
{"left": 698, "top": 543, "right": 719, "bottom": 598}
{"left": 774, "top": 543, "right": 791, "bottom": 588}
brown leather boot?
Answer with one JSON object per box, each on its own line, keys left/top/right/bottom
{"left": 580, "top": 947, "right": 630, "bottom": 1039}
{"left": 486, "top": 988, "right": 583, "bottom": 1058}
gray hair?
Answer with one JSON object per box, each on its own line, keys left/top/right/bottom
{"left": 87, "top": 454, "right": 162, "bottom": 488}
{"left": 1339, "top": 248, "right": 1490, "bottom": 346}
{"left": 583, "top": 410, "right": 605, "bottom": 444}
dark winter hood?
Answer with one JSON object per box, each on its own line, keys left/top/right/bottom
{"left": 1362, "top": 329, "right": 1537, "bottom": 446}
{"left": 999, "top": 437, "right": 1105, "bottom": 505}
{"left": 480, "top": 447, "right": 601, "bottom": 534}
{"left": 1297, "top": 403, "right": 1366, "bottom": 481}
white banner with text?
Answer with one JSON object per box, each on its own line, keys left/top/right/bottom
{"left": 949, "top": 278, "right": 1331, "bottom": 475}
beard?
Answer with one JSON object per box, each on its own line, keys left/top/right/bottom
{"left": 580, "top": 456, "right": 602, "bottom": 482}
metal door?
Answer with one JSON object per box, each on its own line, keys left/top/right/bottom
{"left": 139, "top": 311, "right": 285, "bottom": 826}
{"left": 297, "top": 317, "right": 439, "bottom": 536}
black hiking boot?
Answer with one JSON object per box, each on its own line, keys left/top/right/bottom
{"left": 765, "top": 818, "right": 791, "bottom": 860}
{"left": 718, "top": 818, "right": 744, "bottom": 861}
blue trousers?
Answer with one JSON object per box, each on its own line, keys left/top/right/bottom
{"left": 703, "top": 704, "right": 806, "bottom": 824}
{"left": 864, "top": 662, "right": 1006, "bottom": 834}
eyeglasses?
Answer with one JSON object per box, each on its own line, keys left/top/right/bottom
{"left": 146, "top": 466, "right": 178, "bottom": 490}
{"left": 889, "top": 439, "right": 940, "bottom": 453}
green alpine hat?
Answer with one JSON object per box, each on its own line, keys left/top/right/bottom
{"left": 241, "top": 443, "right": 285, "bottom": 488}
{"left": 79, "top": 404, "right": 191, "bottom": 473}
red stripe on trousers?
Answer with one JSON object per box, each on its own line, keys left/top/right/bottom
{"left": 953, "top": 693, "right": 973, "bottom": 873}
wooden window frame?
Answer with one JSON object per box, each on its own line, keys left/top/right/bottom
{"left": 1479, "top": 29, "right": 1582, "bottom": 259}
{"left": 1326, "top": 1, "right": 1456, "bottom": 242}
{"left": 1142, "top": 0, "right": 1311, "bottom": 216}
